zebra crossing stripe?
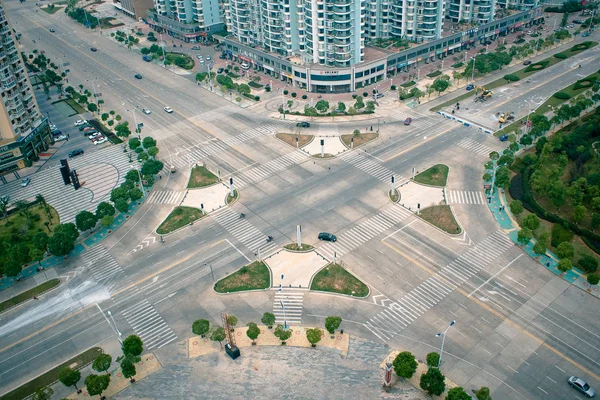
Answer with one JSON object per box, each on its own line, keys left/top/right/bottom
{"left": 447, "top": 190, "right": 485, "bottom": 205}
{"left": 339, "top": 152, "right": 400, "bottom": 183}
{"left": 456, "top": 138, "right": 494, "bottom": 157}
{"left": 215, "top": 208, "right": 278, "bottom": 254}
{"left": 122, "top": 299, "right": 178, "bottom": 350}
{"left": 81, "top": 245, "right": 124, "bottom": 284}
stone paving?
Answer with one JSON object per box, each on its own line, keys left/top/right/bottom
{"left": 180, "top": 182, "right": 230, "bottom": 213}
{"left": 302, "top": 136, "right": 348, "bottom": 158}
{"left": 398, "top": 181, "right": 445, "bottom": 212}
{"left": 265, "top": 250, "right": 327, "bottom": 288}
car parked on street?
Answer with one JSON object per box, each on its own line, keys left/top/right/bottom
{"left": 523, "top": 61, "right": 532, "bottom": 66}
{"left": 164, "top": 107, "right": 173, "bottom": 113}
{"left": 90, "top": 47, "right": 97, "bottom": 52}
{"left": 49, "top": 28, "right": 55, "bottom": 33}
{"left": 318, "top": 232, "right": 337, "bottom": 242}
{"left": 499, "top": 135, "right": 509, "bottom": 142}
{"left": 191, "top": 45, "right": 201, "bottom": 50}
{"left": 68, "top": 149, "right": 84, "bottom": 158}
{"left": 74, "top": 119, "right": 87, "bottom": 126}
{"left": 404, "top": 117, "right": 412, "bottom": 126}
{"left": 568, "top": 376, "right": 595, "bottom": 397}
{"left": 21, "top": 177, "right": 31, "bottom": 187}
{"left": 93, "top": 137, "right": 108, "bottom": 145}
{"left": 54, "top": 134, "right": 68, "bottom": 142}
{"left": 583, "top": 32, "right": 590, "bottom": 37}
{"left": 466, "top": 84, "right": 474, "bottom": 91}
{"left": 142, "top": 108, "right": 151, "bottom": 114}
{"left": 134, "top": 74, "right": 143, "bottom": 79}
{"left": 197, "top": 54, "right": 203, "bottom": 60}
{"left": 296, "top": 121, "right": 310, "bottom": 128}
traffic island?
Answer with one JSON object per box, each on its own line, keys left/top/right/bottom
{"left": 266, "top": 250, "right": 327, "bottom": 288}
{"left": 156, "top": 206, "right": 206, "bottom": 234}
{"left": 214, "top": 261, "right": 271, "bottom": 293}
{"left": 275, "top": 133, "right": 314, "bottom": 148}
{"left": 0, "top": 278, "right": 61, "bottom": 313}
{"left": 226, "top": 189, "right": 238, "bottom": 205}
{"left": 310, "top": 263, "right": 369, "bottom": 298}
{"left": 283, "top": 243, "right": 314, "bottom": 252}
{"left": 389, "top": 188, "right": 399, "bottom": 203}
{"left": 340, "top": 132, "right": 379, "bottom": 149}
{"left": 303, "top": 136, "right": 347, "bottom": 157}
{"left": 419, "top": 205, "right": 462, "bottom": 234}
{"left": 187, "top": 165, "right": 219, "bottom": 188}
{"left": 188, "top": 325, "right": 350, "bottom": 359}
{"left": 412, "top": 164, "right": 449, "bottom": 187}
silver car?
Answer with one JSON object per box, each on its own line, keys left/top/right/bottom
{"left": 569, "top": 376, "right": 596, "bottom": 398}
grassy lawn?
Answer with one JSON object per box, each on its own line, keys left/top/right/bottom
{"left": 340, "top": 133, "right": 378, "bottom": 148}
{"left": 1, "top": 347, "right": 102, "bottom": 400}
{"left": 188, "top": 165, "right": 218, "bottom": 188}
{"left": 156, "top": 206, "right": 205, "bottom": 234}
{"left": 214, "top": 261, "right": 270, "bottom": 293}
{"left": 310, "top": 263, "right": 369, "bottom": 297}
{"left": 283, "top": 243, "right": 314, "bottom": 251}
{"left": 165, "top": 53, "right": 194, "bottom": 70}
{"left": 312, "top": 153, "right": 334, "bottom": 158}
{"left": 389, "top": 189, "right": 399, "bottom": 203}
{"left": 413, "top": 164, "right": 449, "bottom": 187}
{"left": 420, "top": 205, "right": 461, "bottom": 234}
{"left": 0, "top": 279, "right": 60, "bottom": 313}
{"left": 276, "top": 133, "right": 313, "bottom": 148}
{"left": 40, "top": 5, "right": 62, "bottom": 14}
{"left": 63, "top": 97, "right": 87, "bottom": 114}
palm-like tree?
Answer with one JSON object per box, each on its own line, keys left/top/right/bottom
{"left": 35, "top": 194, "right": 46, "bottom": 209}
{"left": 15, "top": 200, "right": 32, "bottom": 223}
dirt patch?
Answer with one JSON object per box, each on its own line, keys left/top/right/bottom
{"left": 419, "top": 205, "right": 461, "bottom": 234}
{"left": 276, "top": 133, "right": 313, "bottom": 148}
{"left": 340, "top": 133, "right": 379, "bottom": 148}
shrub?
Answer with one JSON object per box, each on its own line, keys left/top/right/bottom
{"left": 426, "top": 70, "right": 442, "bottom": 78}
{"left": 578, "top": 255, "right": 598, "bottom": 273}
{"left": 504, "top": 74, "right": 520, "bottom": 82}
{"left": 291, "top": 92, "right": 297, "bottom": 98}
{"left": 363, "top": 92, "right": 369, "bottom": 97}
{"left": 426, "top": 352, "right": 440, "bottom": 367}
{"left": 551, "top": 223, "right": 574, "bottom": 247}
{"left": 524, "top": 61, "right": 549, "bottom": 72}
{"left": 573, "top": 79, "right": 594, "bottom": 90}
{"left": 554, "top": 53, "right": 568, "bottom": 59}
{"left": 554, "top": 91, "right": 571, "bottom": 100}
{"left": 254, "top": 96, "right": 260, "bottom": 101}
{"left": 451, "top": 62, "right": 464, "bottom": 68}
{"left": 283, "top": 89, "right": 288, "bottom": 95}
{"left": 588, "top": 273, "right": 600, "bottom": 285}
{"left": 393, "top": 351, "right": 418, "bottom": 378}
{"left": 390, "top": 85, "right": 397, "bottom": 90}
{"left": 302, "top": 94, "right": 307, "bottom": 99}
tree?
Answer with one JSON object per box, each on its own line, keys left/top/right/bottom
{"left": 15, "top": 200, "right": 32, "bottom": 223}
{"left": 31, "top": 387, "right": 53, "bottom": 400}
{"left": 58, "top": 366, "right": 82, "bottom": 393}
{"left": 558, "top": 258, "right": 573, "bottom": 274}
{"left": 533, "top": 238, "right": 547, "bottom": 256}
{"left": 32, "top": 231, "right": 49, "bottom": 251}
{"left": 35, "top": 193, "right": 47, "bottom": 209}
{"left": 147, "top": 146, "right": 159, "bottom": 158}
{"left": 475, "top": 386, "right": 492, "bottom": 400}
{"left": 446, "top": 386, "right": 472, "bottom": 400}
{"left": 122, "top": 334, "right": 144, "bottom": 357}
{"left": 315, "top": 100, "right": 330, "bottom": 113}
{"left": 92, "top": 354, "right": 112, "bottom": 375}
{"left": 556, "top": 242, "right": 574, "bottom": 260}
{"left": 426, "top": 352, "right": 440, "bottom": 367}
{"left": 494, "top": 166, "right": 510, "bottom": 189}
{"left": 325, "top": 316, "right": 342, "bottom": 334}
{"left": 142, "top": 136, "right": 157, "bottom": 149}
{"left": 75, "top": 210, "right": 98, "bottom": 232}
{"left": 110, "top": 187, "right": 129, "bottom": 202}
{"left": 261, "top": 312, "right": 276, "bottom": 328}
{"left": 237, "top": 83, "right": 251, "bottom": 95}
{"left": 101, "top": 215, "right": 114, "bottom": 229}
{"left": 48, "top": 231, "right": 75, "bottom": 256}
{"left": 306, "top": 328, "right": 322, "bottom": 347}
{"left": 88, "top": 103, "right": 98, "bottom": 112}
{"left": 96, "top": 202, "right": 115, "bottom": 219}
{"left": 420, "top": 367, "right": 446, "bottom": 396}
{"left": 587, "top": 273, "right": 600, "bottom": 286}
{"left": 115, "top": 121, "right": 131, "bottom": 138}
{"left": 393, "top": 351, "right": 418, "bottom": 378}
{"left": 115, "top": 199, "right": 129, "bottom": 213}
{"left": 432, "top": 77, "right": 451, "bottom": 94}
{"left": 227, "top": 314, "right": 238, "bottom": 330}
{"left": 337, "top": 102, "right": 346, "bottom": 112}
{"left": 5, "top": 263, "right": 21, "bottom": 278}
{"left": 210, "top": 326, "right": 226, "bottom": 348}
{"left": 578, "top": 255, "right": 599, "bottom": 273}
{"left": 128, "top": 137, "right": 141, "bottom": 150}
{"left": 192, "top": 319, "right": 210, "bottom": 337}
{"left": 30, "top": 248, "right": 44, "bottom": 266}
{"left": 246, "top": 322, "right": 260, "bottom": 344}
{"left": 520, "top": 134, "right": 533, "bottom": 147}
{"left": 141, "top": 159, "right": 164, "bottom": 176}
{"left": 517, "top": 228, "right": 533, "bottom": 246}
{"left": 129, "top": 187, "right": 143, "bottom": 202}
{"left": 120, "top": 356, "right": 137, "bottom": 383}
{"left": 509, "top": 200, "right": 523, "bottom": 216}
{"left": 522, "top": 214, "right": 540, "bottom": 231}
{"left": 274, "top": 324, "right": 292, "bottom": 344}
{"left": 573, "top": 205, "right": 587, "bottom": 224}
{"left": 85, "top": 374, "right": 110, "bottom": 399}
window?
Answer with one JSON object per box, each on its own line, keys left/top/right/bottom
{"left": 310, "top": 74, "right": 351, "bottom": 81}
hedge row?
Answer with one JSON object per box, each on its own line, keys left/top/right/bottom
{"left": 426, "top": 70, "right": 442, "bottom": 78}
{"left": 571, "top": 41, "right": 593, "bottom": 52}
{"left": 553, "top": 91, "right": 571, "bottom": 99}
{"left": 504, "top": 74, "right": 520, "bottom": 82}
{"left": 524, "top": 60, "right": 550, "bottom": 73}
{"left": 554, "top": 53, "right": 568, "bottom": 59}
{"left": 573, "top": 79, "right": 595, "bottom": 90}
{"left": 287, "top": 110, "right": 375, "bottom": 116}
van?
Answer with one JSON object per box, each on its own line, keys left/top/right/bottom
{"left": 241, "top": 63, "right": 250, "bottom": 70}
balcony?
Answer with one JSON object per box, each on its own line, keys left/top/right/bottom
{"left": 2, "top": 79, "right": 15, "bottom": 90}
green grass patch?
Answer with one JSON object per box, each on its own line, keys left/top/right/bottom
{"left": 214, "top": 261, "right": 270, "bottom": 293}
{"left": 426, "top": 70, "right": 442, "bottom": 78}
{"left": 413, "top": 164, "right": 449, "bottom": 187}
{"left": 571, "top": 41, "right": 594, "bottom": 52}
{"left": 165, "top": 52, "right": 194, "bottom": 70}
{"left": 0, "top": 279, "right": 60, "bottom": 313}
{"left": 573, "top": 79, "right": 595, "bottom": 90}
{"left": 554, "top": 53, "right": 568, "bottom": 59}
{"left": 389, "top": 188, "right": 399, "bottom": 203}
{"left": 400, "top": 80, "right": 416, "bottom": 88}
{"left": 276, "top": 133, "right": 313, "bottom": 148}
{"left": 504, "top": 74, "right": 520, "bottom": 82}
{"left": 524, "top": 60, "right": 549, "bottom": 73}
{"left": 420, "top": 205, "right": 462, "bottom": 234}
{"left": 64, "top": 97, "right": 87, "bottom": 114}
{"left": 40, "top": 5, "right": 61, "bottom": 14}
{"left": 311, "top": 263, "right": 369, "bottom": 297}
{"left": 188, "top": 165, "right": 218, "bottom": 188}
{"left": 156, "top": 206, "right": 205, "bottom": 234}
{"left": 283, "top": 243, "right": 314, "bottom": 251}
{"left": 340, "top": 133, "right": 378, "bottom": 148}
{"left": 248, "top": 81, "right": 263, "bottom": 89}
{"left": 1, "top": 347, "right": 103, "bottom": 400}
{"left": 227, "top": 189, "right": 238, "bottom": 204}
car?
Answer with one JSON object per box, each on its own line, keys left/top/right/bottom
{"left": 526, "top": 30, "right": 533, "bottom": 35}
{"left": 147, "top": 36, "right": 158, "bottom": 42}
{"left": 523, "top": 60, "right": 532, "bottom": 66}
{"left": 569, "top": 24, "right": 574, "bottom": 28}
{"left": 49, "top": 28, "right": 55, "bottom": 33}
{"left": 134, "top": 73, "right": 143, "bottom": 79}
{"left": 21, "top": 177, "right": 31, "bottom": 187}
{"left": 374, "top": 92, "right": 384, "bottom": 98}
{"left": 573, "top": 19, "right": 584, "bottom": 24}
{"left": 164, "top": 106, "right": 173, "bottom": 113}
{"left": 318, "top": 232, "right": 337, "bottom": 242}
{"left": 217, "top": 67, "right": 224, "bottom": 73}
{"left": 52, "top": 130, "right": 63, "bottom": 137}
{"left": 241, "top": 63, "right": 250, "bottom": 70}
{"left": 206, "top": 55, "right": 211, "bottom": 60}
{"left": 296, "top": 121, "right": 311, "bottom": 128}
{"left": 142, "top": 107, "right": 151, "bottom": 114}
{"left": 90, "top": 47, "right": 97, "bottom": 52}
{"left": 583, "top": 31, "right": 590, "bottom": 37}
{"left": 78, "top": 124, "right": 92, "bottom": 131}
{"left": 68, "top": 149, "right": 84, "bottom": 158}
{"left": 94, "top": 137, "right": 108, "bottom": 145}
{"left": 404, "top": 117, "right": 412, "bottom": 126}
{"left": 499, "top": 135, "right": 509, "bottom": 142}
{"left": 199, "top": 59, "right": 205, "bottom": 64}
{"left": 568, "top": 376, "right": 596, "bottom": 398}
{"left": 74, "top": 120, "right": 87, "bottom": 126}
{"left": 88, "top": 132, "right": 102, "bottom": 139}
{"left": 54, "top": 134, "right": 68, "bottom": 142}
{"left": 466, "top": 84, "right": 474, "bottom": 91}
{"left": 191, "top": 45, "right": 201, "bottom": 50}
{"left": 50, "top": 124, "right": 57, "bottom": 131}
{"left": 83, "top": 127, "right": 96, "bottom": 133}
{"left": 197, "top": 54, "right": 203, "bottom": 60}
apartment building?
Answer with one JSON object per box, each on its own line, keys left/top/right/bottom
{"left": 0, "top": 0, "right": 51, "bottom": 175}
{"left": 446, "top": 0, "right": 496, "bottom": 25}
{"left": 147, "top": 0, "right": 224, "bottom": 42}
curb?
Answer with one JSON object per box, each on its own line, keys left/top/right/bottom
{"left": 0, "top": 278, "right": 62, "bottom": 315}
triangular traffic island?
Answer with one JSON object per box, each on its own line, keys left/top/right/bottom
{"left": 214, "top": 261, "right": 271, "bottom": 294}
{"left": 340, "top": 131, "right": 379, "bottom": 149}
{"left": 310, "top": 263, "right": 370, "bottom": 298}
{"left": 275, "top": 132, "right": 314, "bottom": 149}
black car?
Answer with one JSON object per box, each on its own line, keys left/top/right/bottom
{"left": 78, "top": 124, "right": 92, "bottom": 131}
{"left": 318, "top": 232, "right": 337, "bottom": 242}
{"left": 68, "top": 149, "right": 84, "bottom": 158}
{"left": 523, "top": 61, "right": 532, "bottom": 66}
{"left": 134, "top": 74, "right": 143, "bottom": 79}
{"left": 296, "top": 122, "right": 311, "bottom": 128}
{"left": 484, "top": 40, "right": 492, "bottom": 45}
{"left": 217, "top": 67, "right": 224, "bottom": 73}
{"left": 90, "top": 47, "right": 97, "bottom": 52}
{"left": 147, "top": 36, "right": 158, "bottom": 42}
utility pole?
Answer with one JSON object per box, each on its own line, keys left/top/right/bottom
{"left": 435, "top": 320, "right": 455, "bottom": 368}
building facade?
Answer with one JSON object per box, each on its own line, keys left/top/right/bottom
{"left": 146, "top": 0, "right": 224, "bottom": 42}
{"left": 446, "top": 0, "right": 496, "bottom": 25}
{"left": 112, "top": 0, "right": 154, "bottom": 20}
{"left": 0, "top": 0, "right": 51, "bottom": 175}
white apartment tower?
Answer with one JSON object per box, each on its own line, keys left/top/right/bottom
{"left": 389, "top": 0, "right": 445, "bottom": 42}
{"left": 446, "top": 0, "right": 495, "bottom": 24}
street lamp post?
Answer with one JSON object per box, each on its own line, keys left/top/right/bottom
{"left": 282, "top": 83, "right": 289, "bottom": 119}
{"left": 107, "top": 310, "right": 123, "bottom": 344}
{"left": 278, "top": 274, "right": 287, "bottom": 329}
{"left": 470, "top": 57, "right": 476, "bottom": 82}
{"left": 435, "top": 320, "right": 455, "bottom": 368}
{"left": 131, "top": 105, "right": 140, "bottom": 139}
{"left": 159, "top": 33, "right": 167, "bottom": 69}
{"left": 524, "top": 100, "right": 532, "bottom": 135}
{"left": 131, "top": 165, "right": 144, "bottom": 196}
{"left": 417, "top": 68, "right": 420, "bottom": 81}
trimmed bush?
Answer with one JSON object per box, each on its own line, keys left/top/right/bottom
{"left": 451, "top": 62, "right": 464, "bottom": 68}
{"left": 504, "top": 74, "right": 520, "bottom": 82}
{"left": 573, "top": 79, "right": 595, "bottom": 90}
{"left": 524, "top": 60, "right": 549, "bottom": 73}
{"left": 553, "top": 91, "right": 571, "bottom": 100}
{"left": 363, "top": 92, "right": 369, "bottom": 97}
{"left": 390, "top": 85, "right": 397, "bottom": 90}
{"left": 302, "top": 94, "right": 308, "bottom": 99}
{"left": 291, "top": 92, "right": 297, "bottom": 98}
{"left": 571, "top": 41, "right": 593, "bottom": 52}
{"left": 554, "top": 53, "right": 568, "bottom": 59}
{"left": 400, "top": 80, "right": 416, "bottom": 88}
{"left": 283, "top": 89, "right": 288, "bottom": 95}
{"left": 426, "top": 70, "right": 442, "bottom": 78}
{"left": 254, "top": 96, "right": 260, "bottom": 101}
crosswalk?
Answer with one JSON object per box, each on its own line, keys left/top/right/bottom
{"left": 169, "top": 122, "right": 292, "bottom": 169}
{"left": 338, "top": 151, "right": 408, "bottom": 184}
{"left": 446, "top": 190, "right": 485, "bottom": 205}
{"left": 81, "top": 244, "right": 124, "bottom": 289}
{"left": 318, "top": 205, "right": 413, "bottom": 261}
{"left": 226, "top": 151, "right": 308, "bottom": 189}
{"left": 214, "top": 208, "right": 279, "bottom": 255}
{"left": 273, "top": 290, "right": 304, "bottom": 325}
{"left": 121, "top": 299, "right": 178, "bottom": 350}
{"left": 393, "top": 114, "right": 439, "bottom": 130}
{"left": 146, "top": 190, "right": 185, "bottom": 205}
{"left": 456, "top": 138, "right": 495, "bottom": 157}
{"left": 364, "top": 230, "right": 514, "bottom": 341}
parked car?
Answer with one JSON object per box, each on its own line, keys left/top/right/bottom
{"left": 94, "top": 137, "right": 108, "bottom": 145}
{"left": 241, "top": 63, "right": 250, "bottom": 70}
{"left": 88, "top": 132, "right": 102, "bottom": 139}
{"left": 568, "top": 376, "right": 595, "bottom": 398}
{"left": 74, "top": 119, "right": 87, "bottom": 126}
{"left": 90, "top": 47, "right": 97, "bottom": 52}
{"left": 318, "top": 232, "right": 337, "bottom": 242}
{"left": 78, "top": 124, "right": 92, "bottom": 131}
{"left": 374, "top": 92, "right": 384, "bottom": 98}
{"left": 54, "top": 134, "right": 68, "bottom": 142}
{"left": 191, "top": 45, "right": 201, "bottom": 50}
{"left": 68, "top": 149, "right": 84, "bottom": 158}
{"left": 134, "top": 73, "right": 143, "bottom": 79}
{"left": 52, "top": 130, "right": 63, "bottom": 137}
{"left": 404, "top": 117, "right": 412, "bottom": 126}
{"left": 50, "top": 124, "right": 57, "bottom": 131}
{"left": 206, "top": 55, "right": 211, "bottom": 60}
{"left": 164, "top": 106, "right": 173, "bottom": 113}
{"left": 499, "top": 135, "right": 509, "bottom": 142}
{"left": 21, "top": 177, "right": 31, "bottom": 187}
{"left": 583, "top": 32, "right": 590, "bottom": 37}
{"left": 142, "top": 108, "right": 151, "bottom": 114}
{"left": 573, "top": 20, "right": 584, "bottom": 24}
{"left": 569, "top": 24, "right": 574, "bottom": 28}
{"left": 83, "top": 126, "right": 96, "bottom": 132}
{"left": 196, "top": 54, "right": 203, "bottom": 60}
{"left": 466, "top": 84, "right": 474, "bottom": 91}
{"left": 296, "top": 121, "right": 310, "bottom": 128}
{"left": 217, "top": 67, "right": 224, "bottom": 73}
{"left": 49, "top": 28, "right": 55, "bottom": 33}
{"left": 523, "top": 60, "right": 532, "bottom": 66}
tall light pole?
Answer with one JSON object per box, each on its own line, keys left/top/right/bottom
{"left": 107, "top": 310, "right": 123, "bottom": 344}
{"left": 524, "top": 99, "right": 533, "bottom": 135}
{"left": 470, "top": 57, "right": 476, "bottom": 82}
{"left": 435, "top": 320, "right": 455, "bottom": 368}
{"left": 282, "top": 83, "right": 289, "bottom": 119}
{"left": 128, "top": 105, "right": 140, "bottom": 139}
{"left": 278, "top": 274, "right": 287, "bottom": 329}
{"left": 131, "top": 165, "right": 144, "bottom": 195}
{"left": 159, "top": 33, "right": 167, "bottom": 69}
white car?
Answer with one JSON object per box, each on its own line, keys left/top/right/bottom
{"left": 21, "top": 177, "right": 31, "bottom": 187}
{"left": 164, "top": 107, "right": 173, "bottom": 113}
{"left": 142, "top": 108, "right": 151, "bottom": 114}
{"left": 93, "top": 137, "right": 108, "bottom": 145}
{"left": 50, "top": 124, "right": 57, "bottom": 131}
{"left": 74, "top": 119, "right": 87, "bottom": 126}
{"left": 54, "top": 134, "right": 68, "bottom": 142}
{"left": 196, "top": 54, "right": 203, "bottom": 60}
{"left": 88, "top": 132, "right": 102, "bottom": 139}
{"left": 206, "top": 55, "right": 211, "bottom": 60}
